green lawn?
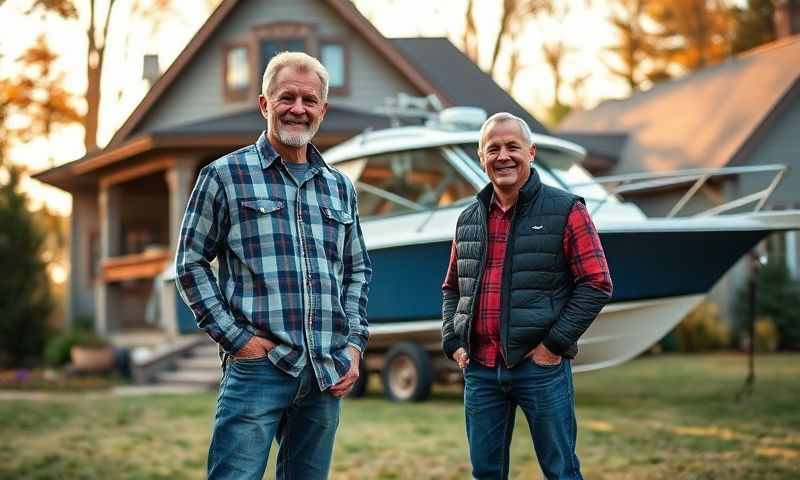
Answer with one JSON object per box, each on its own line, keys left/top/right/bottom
{"left": 1, "top": 353, "right": 798, "bottom": 479}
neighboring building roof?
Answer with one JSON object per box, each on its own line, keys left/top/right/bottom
{"left": 558, "top": 132, "right": 628, "bottom": 159}
{"left": 558, "top": 35, "right": 800, "bottom": 174}
{"left": 389, "top": 38, "right": 548, "bottom": 134}
{"left": 558, "top": 132, "right": 628, "bottom": 175}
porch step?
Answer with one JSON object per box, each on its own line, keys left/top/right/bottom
{"left": 156, "top": 369, "right": 221, "bottom": 387}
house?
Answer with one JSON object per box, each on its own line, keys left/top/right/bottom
{"left": 559, "top": 31, "right": 800, "bottom": 322}
{"left": 33, "top": 0, "right": 545, "bottom": 344}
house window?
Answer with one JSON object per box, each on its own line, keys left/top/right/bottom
{"left": 224, "top": 44, "right": 250, "bottom": 101}
{"left": 320, "top": 41, "right": 347, "bottom": 95}
{"left": 259, "top": 38, "right": 307, "bottom": 77}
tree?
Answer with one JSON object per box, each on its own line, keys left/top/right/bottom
{"left": 25, "top": 0, "right": 175, "bottom": 151}
{"left": 488, "top": 0, "right": 552, "bottom": 77}
{"left": 462, "top": 0, "right": 479, "bottom": 64}
{"left": 604, "top": 0, "right": 670, "bottom": 92}
{"left": 646, "top": 0, "right": 734, "bottom": 71}
{"left": 730, "top": 0, "right": 776, "bottom": 54}
{"left": 2, "top": 36, "right": 82, "bottom": 165}
{"left": 0, "top": 165, "right": 54, "bottom": 367}
{"left": 0, "top": 39, "right": 74, "bottom": 366}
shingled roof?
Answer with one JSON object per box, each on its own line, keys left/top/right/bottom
{"left": 558, "top": 35, "right": 800, "bottom": 174}
{"left": 389, "top": 38, "right": 548, "bottom": 134}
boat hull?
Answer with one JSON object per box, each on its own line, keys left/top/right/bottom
{"left": 367, "top": 294, "right": 704, "bottom": 372}
{"left": 363, "top": 226, "right": 770, "bottom": 371}
{"left": 366, "top": 229, "right": 768, "bottom": 322}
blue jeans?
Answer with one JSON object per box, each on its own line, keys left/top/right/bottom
{"left": 463, "top": 359, "right": 582, "bottom": 480}
{"left": 207, "top": 356, "right": 341, "bottom": 480}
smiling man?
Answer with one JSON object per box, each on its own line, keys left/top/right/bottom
{"left": 176, "top": 52, "right": 371, "bottom": 480}
{"left": 441, "top": 113, "right": 612, "bottom": 479}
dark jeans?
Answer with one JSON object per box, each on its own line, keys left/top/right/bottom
{"left": 207, "top": 356, "right": 340, "bottom": 480}
{"left": 463, "top": 359, "right": 582, "bottom": 480}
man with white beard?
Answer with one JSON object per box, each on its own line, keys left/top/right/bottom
{"left": 176, "top": 52, "right": 372, "bottom": 480}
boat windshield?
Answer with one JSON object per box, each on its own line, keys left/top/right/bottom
{"left": 335, "top": 147, "right": 477, "bottom": 218}
{"left": 458, "top": 143, "right": 616, "bottom": 202}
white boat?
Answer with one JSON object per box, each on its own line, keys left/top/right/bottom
{"left": 322, "top": 106, "right": 800, "bottom": 399}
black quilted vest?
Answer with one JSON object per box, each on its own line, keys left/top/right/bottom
{"left": 452, "top": 170, "right": 582, "bottom": 366}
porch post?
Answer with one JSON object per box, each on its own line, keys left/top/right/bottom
{"left": 163, "top": 158, "right": 199, "bottom": 335}
{"left": 95, "top": 185, "right": 122, "bottom": 335}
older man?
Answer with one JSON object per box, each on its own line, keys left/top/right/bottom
{"left": 441, "top": 112, "right": 612, "bottom": 479}
{"left": 176, "top": 52, "right": 371, "bottom": 480}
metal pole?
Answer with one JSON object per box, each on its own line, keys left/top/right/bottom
{"left": 738, "top": 250, "right": 760, "bottom": 400}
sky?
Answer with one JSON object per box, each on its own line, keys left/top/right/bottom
{"left": 0, "top": 0, "right": 631, "bottom": 217}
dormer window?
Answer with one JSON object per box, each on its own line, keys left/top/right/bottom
{"left": 320, "top": 40, "right": 348, "bottom": 95}
{"left": 222, "top": 23, "right": 350, "bottom": 102}
{"left": 224, "top": 43, "right": 250, "bottom": 101}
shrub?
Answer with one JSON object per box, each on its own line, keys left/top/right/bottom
{"left": 44, "top": 330, "right": 83, "bottom": 366}
{"left": 735, "top": 261, "right": 800, "bottom": 350}
{"left": 674, "top": 301, "right": 731, "bottom": 352}
{"left": 44, "top": 319, "right": 109, "bottom": 367}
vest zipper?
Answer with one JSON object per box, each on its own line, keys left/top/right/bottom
{"left": 500, "top": 203, "right": 521, "bottom": 368}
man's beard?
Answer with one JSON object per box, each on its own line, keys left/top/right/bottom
{"left": 269, "top": 116, "right": 321, "bottom": 147}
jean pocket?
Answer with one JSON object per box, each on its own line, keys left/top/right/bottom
{"left": 531, "top": 357, "right": 562, "bottom": 369}
{"left": 231, "top": 354, "right": 269, "bottom": 364}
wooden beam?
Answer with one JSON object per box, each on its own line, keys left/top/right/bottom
{"left": 99, "top": 157, "right": 175, "bottom": 189}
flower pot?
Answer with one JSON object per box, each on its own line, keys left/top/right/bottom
{"left": 70, "top": 345, "right": 115, "bottom": 373}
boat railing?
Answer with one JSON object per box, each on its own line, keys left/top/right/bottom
{"left": 571, "top": 164, "right": 788, "bottom": 218}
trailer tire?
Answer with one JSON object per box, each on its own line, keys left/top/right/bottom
{"left": 382, "top": 342, "right": 432, "bottom": 402}
{"left": 347, "top": 362, "right": 368, "bottom": 399}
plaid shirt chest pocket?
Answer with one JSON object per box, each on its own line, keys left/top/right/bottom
{"left": 231, "top": 198, "right": 289, "bottom": 274}
{"left": 319, "top": 206, "right": 353, "bottom": 264}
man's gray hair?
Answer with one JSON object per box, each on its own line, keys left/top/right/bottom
{"left": 262, "top": 51, "right": 329, "bottom": 102}
{"left": 478, "top": 112, "right": 534, "bottom": 151}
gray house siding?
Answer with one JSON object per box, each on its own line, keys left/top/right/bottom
{"left": 136, "top": 0, "right": 420, "bottom": 136}
{"left": 735, "top": 94, "right": 800, "bottom": 209}
{"left": 736, "top": 93, "right": 800, "bottom": 278}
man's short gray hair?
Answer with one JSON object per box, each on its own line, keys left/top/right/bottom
{"left": 478, "top": 112, "right": 534, "bottom": 151}
{"left": 262, "top": 51, "right": 329, "bottom": 102}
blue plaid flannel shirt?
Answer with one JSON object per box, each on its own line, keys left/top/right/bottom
{"left": 175, "top": 132, "right": 372, "bottom": 390}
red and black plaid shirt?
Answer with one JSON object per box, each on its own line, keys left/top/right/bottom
{"left": 442, "top": 200, "right": 612, "bottom": 367}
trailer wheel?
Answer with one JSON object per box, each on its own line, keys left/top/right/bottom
{"left": 347, "top": 362, "right": 368, "bottom": 399}
{"left": 382, "top": 342, "right": 432, "bottom": 402}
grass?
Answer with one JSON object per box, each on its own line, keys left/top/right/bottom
{"left": 0, "top": 353, "right": 798, "bottom": 479}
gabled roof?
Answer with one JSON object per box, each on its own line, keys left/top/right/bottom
{"left": 108, "top": 0, "right": 443, "bottom": 147}
{"left": 558, "top": 35, "right": 800, "bottom": 174}
{"left": 36, "top": 0, "right": 545, "bottom": 191}
{"left": 389, "top": 38, "right": 548, "bottom": 134}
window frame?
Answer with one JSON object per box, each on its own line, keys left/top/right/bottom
{"left": 318, "top": 37, "right": 350, "bottom": 97}
{"left": 249, "top": 22, "right": 315, "bottom": 98}
{"left": 222, "top": 41, "right": 251, "bottom": 102}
